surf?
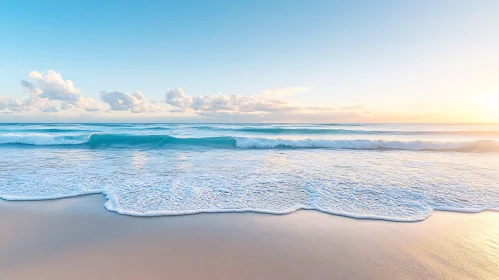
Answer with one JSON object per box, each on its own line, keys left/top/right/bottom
{"left": 1, "top": 133, "right": 498, "bottom": 152}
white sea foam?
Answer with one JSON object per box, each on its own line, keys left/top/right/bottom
{"left": 1, "top": 145, "right": 499, "bottom": 222}
{"left": 235, "top": 138, "right": 462, "bottom": 150}
{"left": 0, "top": 133, "right": 90, "bottom": 145}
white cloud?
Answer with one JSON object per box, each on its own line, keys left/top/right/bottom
{"left": 165, "top": 88, "right": 192, "bottom": 109}
{"left": 165, "top": 89, "right": 294, "bottom": 114}
{"left": 162, "top": 88, "right": 375, "bottom": 122}
{"left": 0, "top": 70, "right": 376, "bottom": 122}
{"left": 18, "top": 70, "right": 102, "bottom": 112}
{"left": 0, "top": 95, "right": 58, "bottom": 114}
{"left": 100, "top": 90, "right": 149, "bottom": 113}
{"left": 63, "top": 96, "right": 104, "bottom": 112}
{"left": 23, "top": 70, "right": 81, "bottom": 102}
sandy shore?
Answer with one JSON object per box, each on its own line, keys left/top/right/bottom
{"left": 1, "top": 195, "right": 498, "bottom": 280}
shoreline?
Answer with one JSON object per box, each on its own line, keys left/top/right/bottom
{"left": 1, "top": 195, "right": 499, "bottom": 280}
{"left": 2, "top": 193, "right": 497, "bottom": 222}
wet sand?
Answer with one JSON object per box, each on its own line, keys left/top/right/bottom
{"left": 1, "top": 195, "right": 498, "bottom": 280}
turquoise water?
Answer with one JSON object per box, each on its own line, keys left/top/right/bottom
{"left": 1, "top": 123, "right": 498, "bottom": 221}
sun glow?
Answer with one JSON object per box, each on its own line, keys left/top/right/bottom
{"left": 466, "top": 94, "right": 499, "bottom": 122}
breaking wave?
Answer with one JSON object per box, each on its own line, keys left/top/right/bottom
{"left": 1, "top": 133, "right": 498, "bottom": 152}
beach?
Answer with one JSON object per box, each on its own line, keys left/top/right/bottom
{"left": 2, "top": 0, "right": 499, "bottom": 278}
{"left": 1, "top": 195, "right": 498, "bottom": 280}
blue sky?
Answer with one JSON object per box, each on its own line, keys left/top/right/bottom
{"left": 1, "top": 0, "right": 498, "bottom": 122}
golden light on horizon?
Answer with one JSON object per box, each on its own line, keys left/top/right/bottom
{"left": 464, "top": 94, "right": 499, "bottom": 122}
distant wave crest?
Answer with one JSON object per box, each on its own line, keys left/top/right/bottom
{"left": 194, "top": 126, "right": 499, "bottom": 136}
{"left": 1, "top": 133, "right": 498, "bottom": 152}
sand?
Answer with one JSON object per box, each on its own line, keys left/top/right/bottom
{"left": 1, "top": 195, "right": 498, "bottom": 280}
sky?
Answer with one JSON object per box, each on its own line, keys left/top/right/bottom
{"left": 0, "top": 0, "right": 498, "bottom": 123}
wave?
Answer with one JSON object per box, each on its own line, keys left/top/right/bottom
{"left": 1, "top": 133, "right": 498, "bottom": 152}
{"left": 0, "top": 134, "right": 233, "bottom": 148}
{"left": 3, "top": 124, "right": 499, "bottom": 136}
{"left": 224, "top": 127, "right": 381, "bottom": 134}
{"left": 191, "top": 126, "right": 385, "bottom": 134}
{"left": 235, "top": 138, "right": 499, "bottom": 152}
{"left": 0, "top": 134, "right": 91, "bottom": 145}
{"left": 191, "top": 126, "right": 499, "bottom": 136}
{"left": 0, "top": 128, "right": 94, "bottom": 133}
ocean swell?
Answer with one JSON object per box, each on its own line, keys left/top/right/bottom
{"left": 0, "top": 133, "right": 498, "bottom": 152}
{"left": 193, "top": 126, "right": 499, "bottom": 136}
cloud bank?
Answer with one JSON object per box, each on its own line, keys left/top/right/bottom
{"left": 165, "top": 88, "right": 294, "bottom": 115}
{"left": 0, "top": 70, "right": 375, "bottom": 122}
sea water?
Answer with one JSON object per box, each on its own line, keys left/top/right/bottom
{"left": 0, "top": 123, "right": 498, "bottom": 221}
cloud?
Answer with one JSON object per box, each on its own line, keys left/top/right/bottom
{"left": 259, "top": 87, "right": 309, "bottom": 97}
{"left": 20, "top": 80, "right": 38, "bottom": 93}
{"left": 162, "top": 88, "right": 376, "bottom": 122}
{"left": 42, "top": 106, "right": 59, "bottom": 113}
{"left": 22, "top": 70, "right": 81, "bottom": 102}
{"left": 165, "top": 89, "right": 294, "bottom": 114}
{"left": 0, "top": 97, "right": 23, "bottom": 112}
{"left": 18, "top": 70, "right": 102, "bottom": 112}
{"left": 0, "top": 95, "right": 58, "bottom": 114}
{"left": 100, "top": 90, "right": 149, "bottom": 113}
{"left": 0, "top": 70, "right": 376, "bottom": 122}
{"left": 165, "top": 88, "right": 192, "bottom": 109}
{"left": 63, "top": 96, "right": 104, "bottom": 112}
{"left": 2, "top": 70, "right": 163, "bottom": 115}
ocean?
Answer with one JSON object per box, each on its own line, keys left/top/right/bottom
{"left": 0, "top": 123, "right": 498, "bottom": 222}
